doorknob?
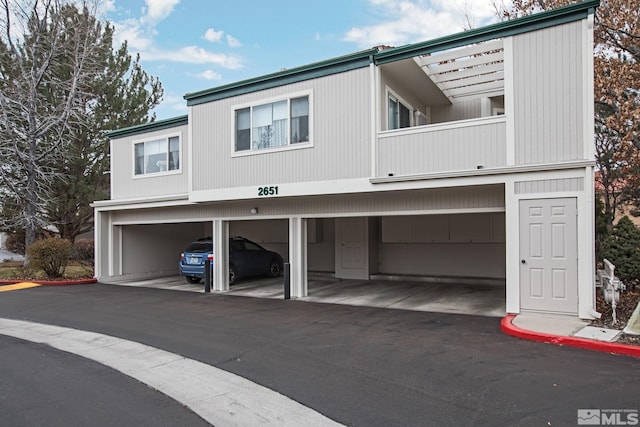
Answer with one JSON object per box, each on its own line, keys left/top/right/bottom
{"left": 521, "top": 259, "right": 526, "bottom": 264}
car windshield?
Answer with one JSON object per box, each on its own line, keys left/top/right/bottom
{"left": 184, "top": 242, "right": 213, "bottom": 253}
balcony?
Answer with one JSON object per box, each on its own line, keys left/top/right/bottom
{"left": 376, "top": 115, "right": 507, "bottom": 178}
{"left": 376, "top": 37, "right": 508, "bottom": 179}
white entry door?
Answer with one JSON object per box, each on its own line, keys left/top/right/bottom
{"left": 335, "top": 217, "right": 369, "bottom": 280}
{"left": 519, "top": 198, "right": 578, "bottom": 314}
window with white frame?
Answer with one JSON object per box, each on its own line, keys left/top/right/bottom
{"left": 388, "top": 94, "right": 412, "bottom": 130}
{"left": 134, "top": 135, "right": 180, "bottom": 176}
{"left": 235, "top": 95, "right": 310, "bottom": 152}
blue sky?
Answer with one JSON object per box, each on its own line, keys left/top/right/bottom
{"left": 103, "top": 0, "right": 505, "bottom": 120}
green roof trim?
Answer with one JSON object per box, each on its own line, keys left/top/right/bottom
{"left": 107, "top": 115, "right": 188, "bottom": 139}
{"left": 183, "top": 0, "right": 598, "bottom": 107}
{"left": 375, "top": 0, "right": 599, "bottom": 64}
{"left": 184, "top": 49, "right": 377, "bottom": 106}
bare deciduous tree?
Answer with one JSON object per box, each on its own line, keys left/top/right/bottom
{"left": 1, "top": 0, "right": 100, "bottom": 258}
{"left": 495, "top": 0, "right": 640, "bottom": 227}
{"left": 0, "top": 0, "right": 163, "bottom": 260}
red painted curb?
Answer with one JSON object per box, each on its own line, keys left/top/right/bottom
{"left": 0, "top": 278, "right": 97, "bottom": 286}
{"left": 501, "top": 314, "right": 640, "bottom": 358}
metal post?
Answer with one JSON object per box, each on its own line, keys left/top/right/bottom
{"left": 284, "top": 262, "right": 290, "bottom": 300}
{"left": 204, "top": 257, "right": 211, "bottom": 293}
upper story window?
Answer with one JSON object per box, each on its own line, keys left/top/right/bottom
{"left": 134, "top": 135, "right": 180, "bottom": 176}
{"left": 388, "top": 93, "right": 412, "bottom": 130}
{"left": 235, "top": 94, "right": 310, "bottom": 153}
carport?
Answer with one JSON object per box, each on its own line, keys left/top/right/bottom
{"left": 96, "top": 185, "right": 506, "bottom": 317}
{"left": 108, "top": 218, "right": 291, "bottom": 286}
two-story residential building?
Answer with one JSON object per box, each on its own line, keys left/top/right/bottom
{"left": 94, "top": 1, "right": 599, "bottom": 319}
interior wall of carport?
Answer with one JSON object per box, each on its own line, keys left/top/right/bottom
{"left": 377, "top": 212, "right": 505, "bottom": 279}
{"left": 231, "top": 213, "right": 506, "bottom": 279}
{"left": 100, "top": 185, "right": 505, "bottom": 292}
{"left": 119, "top": 223, "right": 208, "bottom": 277}
{"left": 95, "top": 216, "right": 210, "bottom": 279}
{"left": 229, "top": 219, "right": 336, "bottom": 272}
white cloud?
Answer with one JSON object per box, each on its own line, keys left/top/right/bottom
{"left": 113, "top": 18, "right": 153, "bottom": 51}
{"left": 203, "top": 29, "right": 240, "bottom": 47}
{"left": 344, "top": 0, "right": 503, "bottom": 48}
{"left": 95, "top": 0, "right": 116, "bottom": 18}
{"left": 111, "top": 0, "right": 179, "bottom": 52}
{"left": 144, "top": 46, "right": 243, "bottom": 69}
{"left": 203, "top": 28, "right": 224, "bottom": 42}
{"left": 171, "top": 103, "right": 188, "bottom": 112}
{"left": 226, "top": 34, "right": 241, "bottom": 48}
{"left": 166, "top": 96, "right": 188, "bottom": 112}
{"left": 141, "top": 0, "right": 180, "bottom": 26}
{"left": 109, "top": 1, "right": 244, "bottom": 72}
{"left": 196, "top": 69, "right": 223, "bottom": 80}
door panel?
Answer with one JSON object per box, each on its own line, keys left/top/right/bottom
{"left": 335, "top": 217, "right": 369, "bottom": 280}
{"left": 520, "top": 198, "right": 577, "bottom": 314}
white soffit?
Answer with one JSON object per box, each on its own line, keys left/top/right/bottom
{"left": 415, "top": 39, "right": 504, "bottom": 103}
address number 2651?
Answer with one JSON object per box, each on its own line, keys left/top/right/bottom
{"left": 258, "top": 186, "right": 279, "bottom": 196}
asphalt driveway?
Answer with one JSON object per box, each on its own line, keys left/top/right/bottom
{"left": 0, "top": 283, "right": 638, "bottom": 426}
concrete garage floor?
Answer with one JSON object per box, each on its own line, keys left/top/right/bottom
{"left": 106, "top": 275, "right": 506, "bottom": 318}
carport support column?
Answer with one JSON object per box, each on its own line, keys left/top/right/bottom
{"left": 212, "top": 220, "right": 229, "bottom": 292}
{"left": 289, "top": 217, "right": 308, "bottom": 298}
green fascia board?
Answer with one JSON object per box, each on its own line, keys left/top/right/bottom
{"left": 183, "top": 0, "right": 598, "bottom": 107}
{"left": 184, "top": 49, "right": 377, "bottom": 106}
{"left": 107, "top": 115, "right": 188, "bottom": 139}
{"left": 375, "top": 0, "right": 599, "bottom": 64}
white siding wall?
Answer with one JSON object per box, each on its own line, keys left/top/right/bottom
{"left": 515, "top": 177, "right": 584, "bottom": 194}
{"left": 110, "top": 185, "right": 505, "bottom": 224}
{"left": 95, "top": 211, "right": 110, "bottom": 277}
{"left": 377, "top": 117, "right": 506, "bottom": 176}
{"left": 431, "top": 99, "right": 482, "bottom": 123}
{"left": 512, "top": 21, "right": 585, "bottom": 164}
{"left": 110, "top": 124, "right": 189, "bottom": 200}
{"left": 190, "top": 68, "right": 371, "bottom": 191}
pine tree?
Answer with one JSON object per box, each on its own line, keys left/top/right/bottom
{"left": 44, "top": 8, "right": 163, "bottom": 241}
{"left": 0, "top": 1, "right": 163, "bottom": 257}
{"left": 600, "top": 216, "right": 640, "bottom": 287}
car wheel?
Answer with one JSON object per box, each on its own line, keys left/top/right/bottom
{"left": 185, "top": 276, "right": 201, "bottom": 284}
{"left": 229, "top": 265, "right": 236, "bottom": 285}
{"left": 267, "top": 259, "right": 281, "bottom": 277}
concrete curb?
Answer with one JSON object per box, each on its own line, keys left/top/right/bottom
{"left": 501, "top": 314, "right": 640, "bottom": 358}
{"left": 0, "top": 318, "right": 345, "bottom": 427}
{"left": 0, "top": 278, "right": 97, "bottom": 286}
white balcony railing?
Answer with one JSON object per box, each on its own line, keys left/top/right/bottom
{"left": 376, "top": 116, "right": 507, "bottom": 178}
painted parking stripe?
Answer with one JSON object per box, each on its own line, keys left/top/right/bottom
{"left": 0, "top": 282, "right": 41, "bottom": 292}
{"left": 0, "top": 318, "right": 344, "bottom": 427}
